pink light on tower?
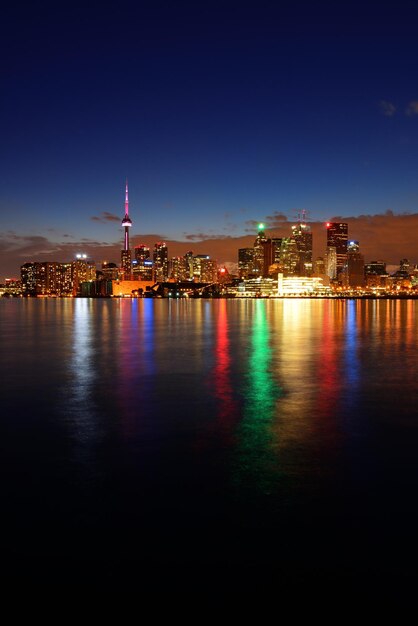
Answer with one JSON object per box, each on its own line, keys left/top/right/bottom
{"left": 121, "top": 179, "right": 132, "bottom": 251}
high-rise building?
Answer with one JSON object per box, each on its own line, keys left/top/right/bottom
{"left": 121, "top": 181, "right": 132, "bottom": 279}
{"left": 292, "top": 220, "right": 313, "bottom": 276}
{"left": 347, "top": 240, "right": 365, "bottom": 288}
{"left": 253, "top": 223, "right": 268, "bottom": 276}
{"left": 326, "top": 222, "right": 348, "bottom": 276}
{"left": 192, "top": 255, "right": 218, "bottom": 283}
{"left": 153, "top": 242, "right": 168, "bottom": 282}
{"left": 238, "top": 248, "right": 255, "bottom": 278}
{"left": 170, "top": 256, "right": 190, "bottom": 281}
{"left": 72, "top": 255, "right": 96, "bottom": 295}
{"left": 280, "top": 237, "right": 299, "bottom": 276}
{"left": 133, "top": 245, "right": 153, "bottom": 280}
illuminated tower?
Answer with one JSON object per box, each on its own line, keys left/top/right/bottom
{"left": 326, "top": 222, "right": 348, "bottom": 277}
{"left": 292, "top": 211, "right": 313, "bottom": 276}
{"left": 153, "top": 242, "right": 168, "bottom": 282}
{"left": 121, "top": 180, "right": 132, "bottom": 279}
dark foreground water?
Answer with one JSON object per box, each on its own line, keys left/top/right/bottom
{"left": 1, "top": 298, "right": 418, "bottom": 593}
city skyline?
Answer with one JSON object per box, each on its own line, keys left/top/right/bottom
{"left": 2, "top": 2, "right": 418, "bottom": 278}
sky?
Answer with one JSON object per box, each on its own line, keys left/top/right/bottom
{"left": 1, "top": 0, "right": 418, "bottom": 279}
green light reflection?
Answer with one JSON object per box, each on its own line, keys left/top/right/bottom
{"left": 234, "top": 301, "right": 283, "bottom": 495}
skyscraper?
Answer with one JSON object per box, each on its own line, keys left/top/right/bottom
{"left": 326, "top": 222, "right": 348, "bottom": 277}
{"left": 153, "top": 242, "right": 168, "bottom": 282}
{"left": 292, "top": 219, "right": 313, "bottom": 276}
{"left": 134, "top": 245, "right": 153, "bottom": 280}
{"left": 347, "top": 240, "right": 365, "bottom": 287}
{"left": 121, "top": 181, "right": 132, "bottom": 279}
{"left": 253, "top": 223, "right": 268, "bottom": 276}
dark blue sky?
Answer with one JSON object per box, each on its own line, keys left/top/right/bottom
{"left": 1, "top": 1, "right": 418, "bottom": 276}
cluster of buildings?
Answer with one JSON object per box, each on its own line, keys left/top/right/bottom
{"left": 1, "top": 184, "right": 417, "bottom": 298}
{"left": 237, "top": 219, "right": 417, "bottom": 296}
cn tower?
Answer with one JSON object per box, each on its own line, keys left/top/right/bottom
{"left": 121, "top": 180, "right": 133, "bottom": 279}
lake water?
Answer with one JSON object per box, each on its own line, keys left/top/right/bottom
{"left": 1, "top": 298, "right": 418, "bottom": 592}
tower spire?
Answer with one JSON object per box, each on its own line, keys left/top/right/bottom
{"left": 121, "top": 180, "right": 133, "bottom": 278}
{"left": 125, "top": 179, "right": 129, "bottom": 216}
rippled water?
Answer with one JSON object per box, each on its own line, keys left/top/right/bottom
{"left": 1, "top": 298, "right": 418, "bottom": 591}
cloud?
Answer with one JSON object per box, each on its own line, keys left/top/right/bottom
{"left": 379, "top": 100, "right": 396, "bottom": 116}
{"left": 2, "top": 212, "right": 418, "bottom": 280}
{"left": 406, "top": 101, "right": 418, "bottom": 116}
{"left": 183, "top": 232, "right": 231, "bottom": 241}
{"left": 90, "top": 211, "right": 120, "bottom": 223}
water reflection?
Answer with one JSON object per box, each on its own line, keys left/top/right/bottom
{"left": 234, "top": 300, "right": 283, "bottom": 494}
{"left": 212, "top": 300, "right": 238, "bottom": 438}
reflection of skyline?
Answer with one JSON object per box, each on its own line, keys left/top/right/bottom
{"left": 234, "top": 300, "right": 283, "bottom": 495}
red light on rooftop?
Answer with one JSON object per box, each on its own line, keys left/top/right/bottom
{"left": 326, "top": 222, "right": 331, "bottom": 228}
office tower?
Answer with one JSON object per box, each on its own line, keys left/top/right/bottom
{"left": 56, "top": 263, "right": 73, "bottom": 295}
{"left": 170, "top": 256, "right": 189, "bottom": 281}
{"left": 238, "top": 247, "right": 255, "bottom": 278}
{"left": 280, "top": 237, "right": 300, "bottom": 275}
{"left": 184, "top": 251, "right": 194, "bottom": 280}
{"left": 101, "top": 262, "right": 119, "bottom": 281}
{"left": 192, "top": 255, "right": 217, "bottom": 283}
{"left": 253, "top": 223, "right": 268, "bottom": 276}
{"left": 21, "top": 262, "right": 38, "bottom": 295}
{"left": 326, "top": 246, "right": 337, "bottom": 280}
{"left": 400, "top": 259, "right": 410, "bottom": 274}
{"left": 314, "top": 257, "right": 326, "bottom": 276}
{"left": 271, "top": 238, "right": 282, "bottom": 264}
{"left": 134, "top": 245, "right": 153, "bottom": 280}
{"left": 292, "top": 218, "right": 313, "bottom": 276}
{"left": 262, "top": 239, "right": 275, "bottom": 277}
{"left": 153, "top": 242, "right": 168, "bottom": 282}
{"left": 326, "top": 222, "right": 348, "bottom": 276}
{"left": 365, "top": 260, "right": 386, "bottom": 276}
{"left": 347, "top": 240, "right": 365, "bottom": 287}
{"left": 72, "top": 255, "right": 96, "bottom": 295}
{"left": 121, "top": 181, "right": 132, "bottom": 279}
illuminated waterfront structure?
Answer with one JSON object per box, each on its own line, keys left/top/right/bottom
{"left": 326, "top": 222, "right": 348, "bottom": 277}
{"left": 121, "top": 181, "right": 132, "bottom": 279}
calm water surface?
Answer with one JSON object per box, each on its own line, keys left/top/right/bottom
{"left": 1, "top": 298, "right": 418, "bottom": 590}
